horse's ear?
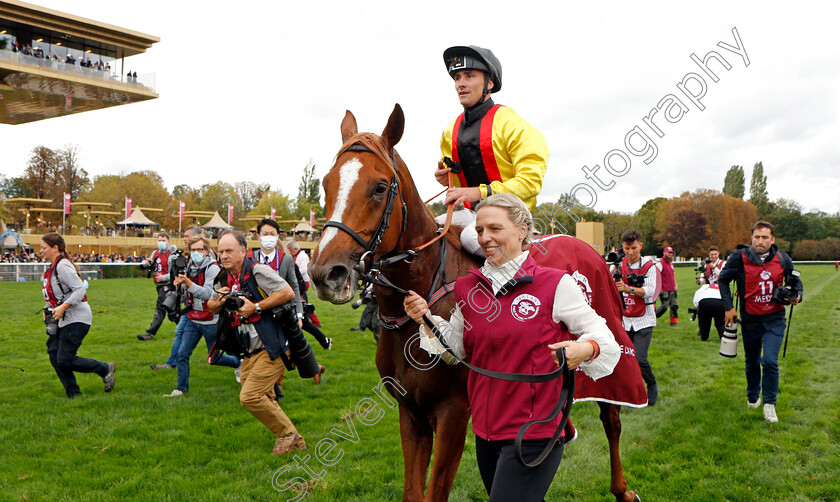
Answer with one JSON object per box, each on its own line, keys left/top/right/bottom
{"left": 341, "top": 110, "right": 358, "bottom": 143}
{"left": 381, "top": 103, "right": 404, "bottom": 153}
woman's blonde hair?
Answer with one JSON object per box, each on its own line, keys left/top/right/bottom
{"left": 475, "top": 193, "right": 535, "bottom": 250}
{"left": 187, "top": 234, "right": 212, "bottom": 252}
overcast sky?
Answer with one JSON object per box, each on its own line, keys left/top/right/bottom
{"left": 2, "top": 1, "right": 838, "bottom": 216}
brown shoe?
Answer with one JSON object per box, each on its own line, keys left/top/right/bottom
{"left": 272, "top": 431, "right": 307, "bottom": 456}
{"left": 312, "top": 365, "right": 325, "bottom": 385}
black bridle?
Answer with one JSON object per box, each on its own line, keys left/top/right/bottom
{"left": 322, "top": 144, "right": 410, "bottom": 272}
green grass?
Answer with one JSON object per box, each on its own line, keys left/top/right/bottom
{"left": 1, "top": 266, "right": 838, "bottom": 501}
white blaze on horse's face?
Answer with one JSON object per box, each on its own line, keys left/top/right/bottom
{"left": 318, "top": 157, "right": 364, "bottom": 255}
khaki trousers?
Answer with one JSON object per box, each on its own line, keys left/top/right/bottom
{"left": 239, "top": 350, "right": 295, "bottom": 438}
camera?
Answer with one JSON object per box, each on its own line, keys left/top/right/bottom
{"left": 170, "top": 249, "right": 187, "bottom": 277}
{"left": 352, "top": 284, "right": 375, "bottom": 309}
{"left": 139, "top": 260, "right": 153, "bottom": 278}
{"left": 43, "top": 307, "right": 59, "bottom": 336}
{"left": 606, "top": 247, "right": 645, "bottom": 287}
{"left": 687, "top": 307, "right": 697, "bottom": 322}
{"left": 771, "top": 269, "right": 801, "bottom": 305}
{"left": 223, "top": 290, "right": 250, "bottom": 312}
{"left": 771, "top": 286, "right": 799, "bottom": 305}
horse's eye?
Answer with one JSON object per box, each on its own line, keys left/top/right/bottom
{"left": 374, "top": 183, "right": 388, "bottom": 195}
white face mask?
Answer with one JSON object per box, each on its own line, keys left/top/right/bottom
{"left": 260, "top": 235, "right": 278, "bottom": 250}
{"left": 190, "top": 251, "right": 205, "bottom": 265}
{"left": 157, "top": 241, "right": 167, "bottom": 251}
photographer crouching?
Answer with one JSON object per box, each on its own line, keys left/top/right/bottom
{"left": 209, "top": 230, "right": 320, "bottom": 456}
{"left": 40, "top": 232, "right": 115, "bottom": 398}
{"left": 137, "top": 231, "right": 178, "bottom": 341}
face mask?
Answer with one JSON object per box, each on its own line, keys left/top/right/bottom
{"left": 157, "top": 241, "right": 167, "bottom": 251}
{"left": 191, "top": 251, "right": 205, "bottom": 265}
{"left": 260, "top": 235, "right": 278, "bottom": 250}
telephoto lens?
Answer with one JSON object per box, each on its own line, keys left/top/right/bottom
{"left": 720, "top": 317, "right": 740, "bottom": 358}
{"left": 277, "top": 304, "right": 320, "bottom": 378}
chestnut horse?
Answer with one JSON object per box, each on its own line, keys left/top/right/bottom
{"left": 310, "top": 104, "right": 642, "bottom": 502}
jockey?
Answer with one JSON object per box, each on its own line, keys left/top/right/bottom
{"left": 435, "top": 45, "right": 549, "bottom": 256}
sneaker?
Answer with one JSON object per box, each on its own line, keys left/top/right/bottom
{"left": 272, "top": 431, "right": 307, "bottom": 455}
{"left": 103, "top": 362, "right": 116, "bottom": 392}
{"left": 324, "top": 338, "right": 333, "bottom": 350}
{"left": 349, "top": 327, "right": 364, "bottom": 331}
{"left": 669, "top": 317, "right": 679, "bottom": 325}
{"left": 150, "top": 363, "right": 176, "bottom": 371}
{"left": 137, "top": 333, "right": 155, "bottom": 341}
{"left": 235, "top": 367, "right": 241, "bottom": 384}
{"left": 764, "top": 403, "right": 778, "bottom": 423}
{"left": 747, "top": 397, "right": 761, "bottom": 409}
{"left": 164, "top": 389, "right": 184, "bottom": 397}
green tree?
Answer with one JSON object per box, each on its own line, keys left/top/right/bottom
{"left": 634, "top": 197, "right": 667, "bottom": 253}
{"left": 722, "top": 165, "right": 745, "bottom": 199}
{"left": 1, "top": 176, "right": 34, "bottom": 199}
{"left": 198, "top": 181, "right": 241, "bottom": 224}
{"left": 748, "top": 161, "right": 770, "bottom": 218}
{"left": 83, "top": 171, "right": 176, "bottom": 229}
{"left": 295, "top": 159, "right": 323, "bottom": 219}
{"left": 251, "top": 190, "right": 295, "bottom": 222}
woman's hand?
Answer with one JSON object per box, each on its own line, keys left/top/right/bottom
{"left": 403, "top": 291, "right": 430, "bottom": 326}
{"left": 548, "top": 340, "right": 595, "bottom": 370}
{"left": 52, "top": 304, "right": 69, "bottom": 320}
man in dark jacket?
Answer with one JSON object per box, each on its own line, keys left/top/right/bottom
{"left": 719, "top": 221, "right": 802, "bottom": 423}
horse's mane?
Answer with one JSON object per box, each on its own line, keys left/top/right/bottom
{"left": 335, "top": 133, "right": 395, "bottom": 172}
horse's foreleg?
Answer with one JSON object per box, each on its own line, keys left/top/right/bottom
{"left": 399, "top": 404, "right": 434, "bottom": 502}
{"left": 598, "top": 402, "right": 640, "bottom": 502}
{"left": 425, "top": 399, "right": 470, "bottom": 502}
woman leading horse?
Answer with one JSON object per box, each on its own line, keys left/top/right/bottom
{"left": 310, "top": 104, "right": 644, "bottom": 502}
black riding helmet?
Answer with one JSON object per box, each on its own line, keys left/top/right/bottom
{"left": 443, "top": 45, "right": 503, "bottom": 97}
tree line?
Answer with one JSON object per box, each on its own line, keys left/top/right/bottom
{"left": 0, "top": 145, "right": 324, "bottom": 231}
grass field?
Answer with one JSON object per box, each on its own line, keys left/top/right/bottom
{"left": 1, "top": 265, "right": 838, "bottom": 501}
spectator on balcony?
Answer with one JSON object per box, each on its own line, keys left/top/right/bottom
{"left": 33, "top": 47, "right": 44, "bottom": 58}
{"left": 22, "top": 44, "right": 32, "bottom": 55}
{"left": 65, "top": 54, "right": 75, "bottom": 65}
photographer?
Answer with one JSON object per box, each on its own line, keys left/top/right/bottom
{"left": 164, "top": 235, "right": 240, "bottom": 397}
{"left": 695, "top": 246, "right": 724, "bottom": 285}
{"left": 287, "top": 240, "right": 323, "bottom": 329}
{"left": 151, "top": 226, "right": 208, "bottom": 371}
{"left": 137, "top": 231, "right": 178, "bottom": 341}
{"left": 691, "top": 283, "right": 726, "bottom": 341}
{"left": 612, "top": 230, "right": 660, "bottom": 405}
{"left": 40, "top": 232, "right": 115, "bottom": 398}
{"left": 208, "top": 230, "right": 310, "bottom": 456}
{"left": 655, "top": 246, "right": 678, "bottom": 325}
{"left": 719, "top": 221, "right": 802, "bottom": 423}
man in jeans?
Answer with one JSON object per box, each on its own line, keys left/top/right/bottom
{"left": 719, "top": 221, "right": 802, "bottom": 423}
{"left": 613, "top": 230, "right": 660, "bottom": 405}
{"left": 164, "top": 234, "right": 240, "bottom": 396}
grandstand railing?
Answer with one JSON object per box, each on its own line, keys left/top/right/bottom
{"left": 0, "top": 263, "right": 144, "bottom": 282}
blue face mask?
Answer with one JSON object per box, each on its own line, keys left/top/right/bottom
{"left": 157, "top": 241, "right": 167, "bottom": 251}
{"left": 190, "top": 251, "right": 205, "bottom": 265}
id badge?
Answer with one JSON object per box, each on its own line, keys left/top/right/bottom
{"left": 246, "top": 323, "right": 259, "bottom": 339}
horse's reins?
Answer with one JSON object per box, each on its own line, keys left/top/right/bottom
{"left": 324, "top": 141, "right": 574, "bottom": 466}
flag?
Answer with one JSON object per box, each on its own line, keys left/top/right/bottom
{"left": 228, "top": 204, "right": 234, "bottom": 224}
{"left": 310, "top": 209, "right": 316, "bottom": 227}
{"left": 125, "top": 197, "right": 132, "bottom": 219}
{"left": 270, "top": 207, "right": 276, "bottom": 220}
{"left": 179, "top": 201, "right": 185, "bottom": 221}
{"left": 63, "top": 193, "right": 71, "bottom": 215}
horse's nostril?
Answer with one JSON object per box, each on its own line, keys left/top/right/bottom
{"left": 327, "top": 265, "right": 348, "bottom": 283}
